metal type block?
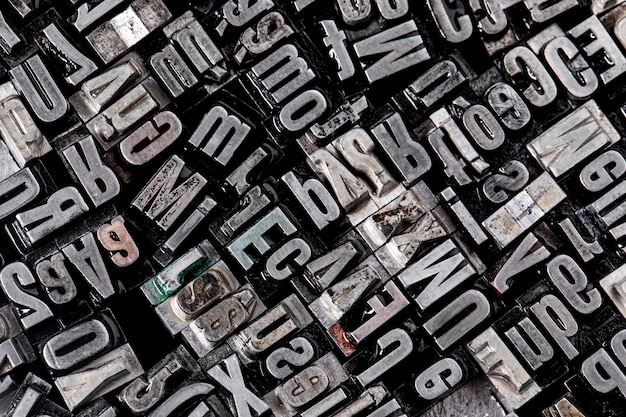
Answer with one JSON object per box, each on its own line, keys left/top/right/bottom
{"left": 482, "top": 173, "right": 566, "bottom": 248}
{"left": 5, "top": 2, "right": 626, "bottom": 417}
{"left": 86, "top": 0, "right": 172, "bottom": 64}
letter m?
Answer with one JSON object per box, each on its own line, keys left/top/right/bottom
{"left": 397, "top": 239, "right": 475, "bottom": 311}
{"left": 132, "top": 155, "right": 207, "bottom": 231}
{"left": 353, "top": 19, "right": 431, "bottom": 83}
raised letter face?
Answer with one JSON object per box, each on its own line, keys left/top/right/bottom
{"left": 6, "top": 4, "right": 626, "bottom": 417}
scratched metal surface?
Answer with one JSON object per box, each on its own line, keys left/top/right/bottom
{"left": 0, "top": 0, "right": 624, "bottom": 416}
